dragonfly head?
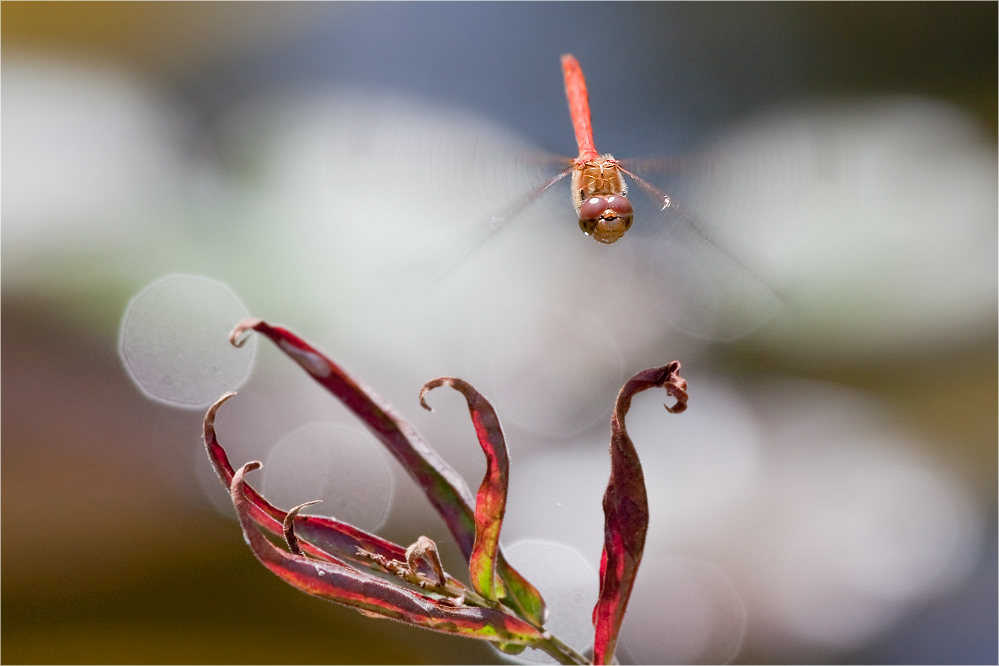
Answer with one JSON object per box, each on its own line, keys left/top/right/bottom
{"left": 578, "top": 195, "right": 634, "bottom": 244}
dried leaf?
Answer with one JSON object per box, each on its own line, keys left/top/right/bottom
{"left": 591, "top": 362, "right": 688, "bottom": 665}
{"left": 229, "top": 318, "right": 547, "bottom": 625}
{"left": 283, "top": 500, "right": 322, "bottom": 555}
{"left": 420, "top": 377, "right": 508, "bottom": 602}
{"left": 228, "top": 460, "right": 548, "bottom": 646}
{"left": 405, "top": 536, "right": 447, "bottom": 587}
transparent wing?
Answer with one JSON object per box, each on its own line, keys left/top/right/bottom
{"left": 618, "top": 151, "right": 717, "bottom": 181}
{"left": 616, "top": 162, "right": 788, "bottom": 342}
{"left": 422, "top": 161, "right": 574, "bottom": 291}
{"left": 317, "top": 91, "right": 576, "bottom": 294}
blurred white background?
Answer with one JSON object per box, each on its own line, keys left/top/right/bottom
{"left": 3, "top": 4, "right": 995, "bottom": 664}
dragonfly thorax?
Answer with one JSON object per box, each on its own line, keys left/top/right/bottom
{"left": 572, "top": 155, "right": 633, "bottom": 244}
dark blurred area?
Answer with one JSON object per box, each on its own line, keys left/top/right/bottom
{"left": 3, "top": 3, "right": 996, "bottom": 664}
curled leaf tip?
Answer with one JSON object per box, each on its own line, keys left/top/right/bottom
{"left": 229, "top": 318, "right": 263, "bottom": 347}
{"left": 406, "top": 536, "right": 446, "bottom": 587}
{"left": 204, "top": 392, "right": 237, "bottom": 438}
{"left": 229, "top": 460, "right": 264, "bottom": 498}
{"left": 242, "top": 460, "right": 263, "bottom": 475}
{"left": 657, "top": 361, "right": 688, "bottom": 414}
{"left": 418, "top": 376, "right": 455, "bottom": 412}
{"left": 283, "top": 500, "right": 323, "bottom": 555}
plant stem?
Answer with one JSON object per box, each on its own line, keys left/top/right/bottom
{"left": 535, "top": 632, "right": 589, "bottom": 665}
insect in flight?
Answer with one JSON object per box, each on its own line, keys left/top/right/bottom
{"left": 421, "top": 53, "right": 782, "bottom": 339}
{"left": 556, "top": 53, "right": 664, "bottom": 245}
{"left": 443, "top": 54, "right": 749, "bottom": 260}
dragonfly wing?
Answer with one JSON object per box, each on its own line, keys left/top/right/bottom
{"left": 421, "top": 163, "right": 574, "bottom": 291}
{"left": 619, "top": 151, "right": 717, "bottom": 181}
{"left": 620, "top": 166, "right": 786, "bottom": 342}
{"left": 315, "top": 91, "right": 577, "bottom": 297}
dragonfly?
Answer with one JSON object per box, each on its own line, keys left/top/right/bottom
{"left": 549, "top": 53, "right": 663, "bottom": 245}
{"left": 410, "top": 54, "right": 783, "bottom": 341}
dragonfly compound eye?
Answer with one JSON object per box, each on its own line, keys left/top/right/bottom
{"left": 605, "top": 195, "right": 633, "bottom": 216}
{"left": 579, "top": 196, "right": 608, "bottom": 223}
{"left": 578, "top": 217, "right": 598, "bottom": 236}
{"left": 579, "top": 194, "right": 634, "bottom": 244}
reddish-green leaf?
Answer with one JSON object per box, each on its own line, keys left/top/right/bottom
{"left": 228, "top": 460, "right": 548, "bottom": 646}
{"left": 591, "top": 362, "right": 688, "bottom": 665}
{"left": 228, "top": 318, "right": 547, "bottom": 625}
{"left": 204, "top": 392, "right": 441, "bottom": 580}
{"left": 420, "top": 377, "right": 509, "bottom": 602}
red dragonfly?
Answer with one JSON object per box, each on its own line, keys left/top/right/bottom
{"left": 447, "top": 54, "right": 747, "bottom": 258}
{"left": 557, "top": 53, "right": 666, "bottom": 245}
{"left": 561, "top": 53, "right": 639, "bottom": 244}
{"left": 458, "top": 53, "right": 675, "bottom": 248}
{"left": 425, "top": 54, "right": 781, "bottom": 339}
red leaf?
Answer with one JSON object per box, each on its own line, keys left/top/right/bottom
{"left": 591, "top": 362, "right": 688, "bottom": 665}
{"left": 227, "top": 460, "right": 548, "bottom": 646}
{"left": 228, "top": 318, "right": 547, "bottom": 625}
{"left": 420, "top": 377, "right": 509, "bottom": 602}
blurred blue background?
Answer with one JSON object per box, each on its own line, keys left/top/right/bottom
{"left": 3, "top": 3, "right": 995, "bottom": 664}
